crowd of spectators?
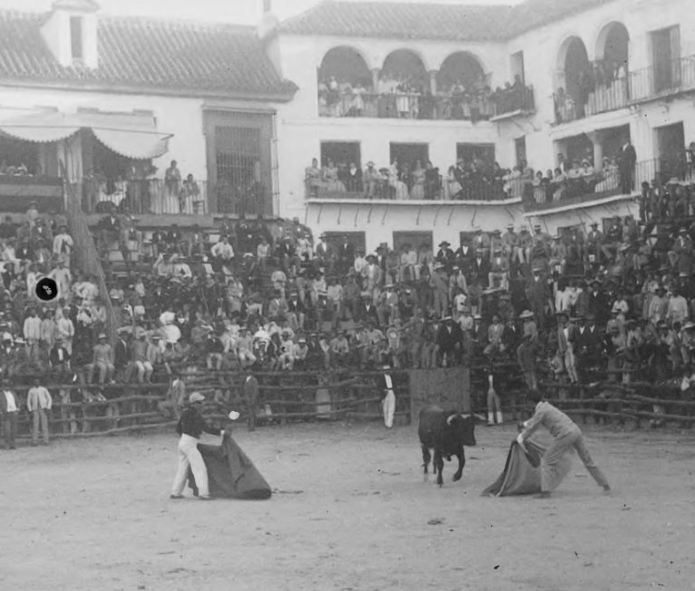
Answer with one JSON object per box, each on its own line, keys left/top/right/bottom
{"left": 306, "top": 156, "right": 512, "bottom": 201}
{"left": 4, "top": 171, "right": 695, "bottom": 439}
{"left": 318, "top": 73, "right": 531, "bottom": 121}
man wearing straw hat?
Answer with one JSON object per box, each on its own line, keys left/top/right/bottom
{"left": 171, "top": 392, "right": 223, "bottom": 501}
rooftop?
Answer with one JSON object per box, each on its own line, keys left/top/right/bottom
{"left": 281, "top": 0, "right": 616, "bottom": 42}
{"left": 0, "top": 10, "right": 297, "bottom": 100}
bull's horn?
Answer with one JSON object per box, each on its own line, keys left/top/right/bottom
{"left": 446, "top": 414, "right": 457, "bottom": 425}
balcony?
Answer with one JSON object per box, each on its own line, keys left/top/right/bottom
{"left": 304, "top": 171, "right": 515, "bottom": 202}
{"left": 490, "top": 85, "right": 535, "bottom": 121}
{"left": 553, "top": 78, "right": 629, "bottom": 125}
{"left": 78, "top": 178, "right": 272, "bottom": 216}
{"left": 629, "top": 55, "right": 695, "bottom": 104}
{"left": 524, "top": 159, "right": 663, "bottom": 213}
{"left": 0, "top": 174, "right": 64, "bottom": 212}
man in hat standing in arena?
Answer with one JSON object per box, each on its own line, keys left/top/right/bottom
{"left": 517, "top": 388, "right": 611, "bottom": 498}
{"left": 171, "top": 392, "right": 223, "bottom": 501}
{"left": 243, "top": 371, "right": 260, "bottom": 432}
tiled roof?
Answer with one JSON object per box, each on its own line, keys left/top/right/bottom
{"left": 281, "top": 0, "right": 616, "bottom": 42}
{"left": 0, "top": 10, "right": 297, "bottom": 99}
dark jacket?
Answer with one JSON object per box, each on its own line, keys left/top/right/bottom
{"left": 176, "top": 407, "right": 221, "bottom": 438}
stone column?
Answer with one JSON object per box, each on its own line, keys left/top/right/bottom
{"left": 588, "top": 131, "right": 604, "bottom": 171}
{"left": 371, "top": 68, "right": 380, "bottom": 92}
{"left": 428, "top": 70, "right": 438, "bottom": 95}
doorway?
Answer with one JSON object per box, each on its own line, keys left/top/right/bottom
{"left": 656, "top": 122, "right": 685, "bottom": 180}
{"left": 393, "top": 231, "right": 433, "bottom": 255}
{"left": 651, "top": 26, "right": 681, "bottom": 93}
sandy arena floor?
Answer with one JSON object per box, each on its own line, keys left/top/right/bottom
{"left": 2, "top": 421, "right": 695, "bottom": 591}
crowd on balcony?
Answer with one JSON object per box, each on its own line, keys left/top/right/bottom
{"left": 318, "top": 73, "right": 532, "bottom": 121}
{"left": 306, "top": 156, "right": 513, "bottom": 201}
{"left": 555, "top": 58, "right": 629, "bottom": 123}
{"left": 85, "top": 160, "right": 206, "bottom": 216}
{"left": 515, "top": 143, "right": 637, "bottom": 207}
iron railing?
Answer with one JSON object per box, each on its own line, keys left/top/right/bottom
{"left": 305, "top": 172, "right": 514, "bottom": 202}
{"left": 76, "top": 178, "right": 273, "bottom": 217}
{"left": 523, "top": 158, "right": 668, "bottom": 212}
{"left": 629, "top": 56, "right": 695, "bottom": 103}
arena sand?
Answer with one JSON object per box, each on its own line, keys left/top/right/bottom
{"left": 2, "top": 423, "right": 695, "bottom": 591}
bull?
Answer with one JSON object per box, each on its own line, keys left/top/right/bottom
{"left": 418, "top": 405, "right": 476, "bottom": 487}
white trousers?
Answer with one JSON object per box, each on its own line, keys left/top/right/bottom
{"left": 171, "top": 434, "right": 210, "bottom": 498}
{"left": 382, "top": 391, "right": 396, "bottom": 428}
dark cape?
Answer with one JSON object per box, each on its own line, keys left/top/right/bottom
{"left": 482, "top": 438, "right": 574, "bottom": 497}
{"left": 187, "top": 433, "right": 272, "bottom": 500}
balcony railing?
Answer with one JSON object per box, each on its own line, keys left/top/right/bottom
{"left": 629, "top": 56, "right": 695, "bottom": 103}
{"left": 78, "top": 178, "right": 272, "bottom": 217}
{"left": 491, "top": 85, "right": 535, "bottom": 119}
{"left": 523, "top": 159, "right": 667, "bottom": 213}
{"left": 553, "top": 78, "right": 630, "bottom": 124}
{"left": 305, "top": 173, "right": 514, "bottom": 202}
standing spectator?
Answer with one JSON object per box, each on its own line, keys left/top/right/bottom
{"left": 27, "top": 378, "right": 52, "bottom": 445}
{"left": 517, "top": 334, "right": 538, "bottom": 390}
{"left": 243, "top": 371, "right": 259, "bottom": 432}
{"left": 0, "top": 379, "right": 18, "bottom": 449}
{"left": 52, "top": 225, "right": 73, "bottom": 264}
{"left": 619, "top": 138, "right": 637, "bottom": 194}
{"left": 23, "top": 306, "right": 41, "bottom": 362}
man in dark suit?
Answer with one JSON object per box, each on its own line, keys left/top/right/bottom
{"left": 357, "top": 295, "right": 381, "bottom": 327}
{"left": 471, "top": 249, "right": 490, "bottom": 287}
{"left": 436, "top": 316, "right": 463, "bottom": 367}
{"left": 243, "top": 372, "right": 260, "bottom": 432}
{"left": 455, "top": 236, "right": 475, "bottom": 276}
{"left": 619, "top": 139, "right": 637, "bottom": 194}
{"left": 337, "top": 236, "right": 355, "bottom": 272}
{"left": 435, "top": 241, "right": 455, "bottom": 272}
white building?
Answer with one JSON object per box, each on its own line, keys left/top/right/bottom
{"left": 0, "top": 0, "right": 296, "bottom": 222}
{"left": 268, "top": 0, "right": 695, "bottom": 253}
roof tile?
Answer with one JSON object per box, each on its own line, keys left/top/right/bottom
{"left": 281, "top": 0, "right": 615, "bottom": 42}
{"left": 0, "top": 10, "right": 297, "bottom": 99}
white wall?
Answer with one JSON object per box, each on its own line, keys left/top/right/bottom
{"left": 0, "top": 86, "right": 208, "bottom": 180}
{"left": 304, "top": 201, "right": 526, "bottom": 254}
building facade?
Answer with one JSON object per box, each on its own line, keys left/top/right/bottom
{"left": 0, "top": 0, "right": 295, "bottom": 220}
{"left": 269, "top": 0, "right": 695, "bottom": 253}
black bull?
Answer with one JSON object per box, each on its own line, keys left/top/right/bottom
{"left": 418, "top": 405, "right": 477, "bottom": 487}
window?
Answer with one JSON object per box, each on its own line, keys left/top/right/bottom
{"left": 390, "top": 143, "right": 429, "bottom": 171}
{"left": 393, "top": 231, "right": 433, "bottom": 255}
{"left": 651, "top": 26, "right": 680, "bottom": 92}
{"left": 323, "top": 232, "right": 366, "bottom": 256}
{"left": 510, "top": 51, "right": 525, "bottom": 84}
{"left": 320, "top": 142, "right": 361, "bottom": 169}
{"left": 70, "top": 16, "right": 84, "bottom": 60}
{"left": 456, "top": 143, "right": 495, "bottom": 168}
{"left": 514, "top": 137, "right": 526, "bottom": 168}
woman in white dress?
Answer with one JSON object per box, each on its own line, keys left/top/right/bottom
{"left": 388, "top": 161, "right": 409, "bottom": 200}
{"left": 410, "top": 161, "right": 426, "bottom": 199}
{"left": 444, "top": 166, "right": 463, "bottom": 200}
{"left": 595, "top": 157, "right": 620, "bottom": 192}
{"left": 322, "top": 160, "right": 346, "bottom": 192}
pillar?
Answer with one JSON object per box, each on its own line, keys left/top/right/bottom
{"left": 428, "top": 70, "right": 438, "bottom": 95}
{"left": 371, "top": 68, "right": 380, "bottom": 92}
{"left": 588, "top": 131, "right": 604, "bottom": 170}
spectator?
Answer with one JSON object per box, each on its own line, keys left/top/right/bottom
{"left": 27, "top": 377, "right": 52, "bottom": 445}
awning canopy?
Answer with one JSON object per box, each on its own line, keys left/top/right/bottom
{"left": 0, "top": 108, "right": 172, "bottom": 160}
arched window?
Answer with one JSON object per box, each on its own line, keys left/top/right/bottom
{"left": 379, "top": 49, "right": 427, "bottom": 94}
{"left": 437, "top": 52, "right": 486, "bottom": 93}
{"left": 318, "top": 46, "right": 372, "bottom": 89}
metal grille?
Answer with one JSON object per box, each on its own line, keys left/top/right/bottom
{"left": 215, "top": 126, "right": 264, "bottom": 215}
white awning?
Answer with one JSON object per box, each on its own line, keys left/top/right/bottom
{"left": 0, "top": 108, "right": 172, "bottom": 159}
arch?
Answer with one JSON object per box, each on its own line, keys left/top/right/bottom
{"left": 379, "top": 49, "right": 428, "bottom": 92}
{"left": 436, "top": 51, "right": 487, "bottom": 92}
{"left": 594, "top": 21, "right": 630, "bottom": 66}
{"left": 556, "top": 35, "right": 589, "bottom": 73}
{"left": 318, "top": 46, "right": 373, "bottom": 89}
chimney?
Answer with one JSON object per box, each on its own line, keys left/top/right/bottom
{"left": 41, "top": 0, "right": 100, "bottom": 69}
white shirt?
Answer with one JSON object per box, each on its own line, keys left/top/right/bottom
{"left": 3, "top": 391, "right": 17, "bottom": 412}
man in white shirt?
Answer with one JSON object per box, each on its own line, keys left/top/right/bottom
{"left": 27, "top": 378, "right": 52, "bottom": 445}
{"left": 52, "top": 225, "right": 74, "bottom": 264}
{"left": 211, "top": 237, "right": 234, "bottom": 270}
{"left": 0, "top": 380, "right": 18, "bottom": 449}
{"left": 23, "top": 306, "right": 41, "bottom": 362}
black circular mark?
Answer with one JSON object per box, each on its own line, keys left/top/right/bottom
{"left": 36, "top": 278, "right": 58, "bottom": 302}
